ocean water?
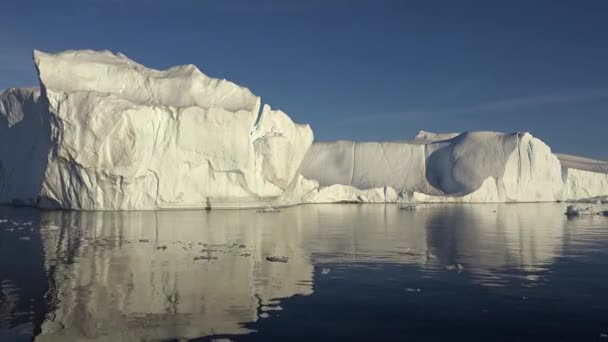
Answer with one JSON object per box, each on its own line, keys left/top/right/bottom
{"left": 1, "top": 203, "right": 608, "bottom": 341}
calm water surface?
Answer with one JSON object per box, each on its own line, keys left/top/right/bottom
{"left": 1, "top": 204, "right": 608, "bottom": 341}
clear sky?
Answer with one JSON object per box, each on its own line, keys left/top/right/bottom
{"left": 1, "top": 0, "right": 607, "bottom": 159}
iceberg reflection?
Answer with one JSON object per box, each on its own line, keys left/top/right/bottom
{"left": 37, "top": 210, "right": 314, "bottom": 341}
{"left": 2, "top": 203, "right": 596, "bottom": 340}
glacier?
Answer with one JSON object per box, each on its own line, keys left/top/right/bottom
{"left": 1, "top": 49, "right": 607, "bottom": 210}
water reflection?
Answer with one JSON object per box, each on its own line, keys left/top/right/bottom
{"left": 37, "top": 210, "right": 314, "bottom": 341}
{"left": 1, "top": 203, "right": 607, "bottom": 340}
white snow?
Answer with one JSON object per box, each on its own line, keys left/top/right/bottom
{"left": 1, "top": 49, "right": 607, "bottom": 209}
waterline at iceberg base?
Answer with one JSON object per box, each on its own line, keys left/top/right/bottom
{"left": 1, "top": 49, "right": 607, "bottom": 210}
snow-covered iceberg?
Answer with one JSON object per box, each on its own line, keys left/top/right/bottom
{"left": 557, "top": 154, "right": 608, "bottom": 200}
{"left": 1, "top": 49, "right": 607, "bottom": 210}
{"left": 290, "top": 131, "right": 565, "bottom": 203}
{"left": 1, "top": 50, "right": 313, "bottom": 209}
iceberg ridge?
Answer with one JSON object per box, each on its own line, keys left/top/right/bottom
{"left": 0, "top": 49, "right": 606, "bottom": 209}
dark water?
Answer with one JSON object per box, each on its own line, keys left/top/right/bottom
{"left": 1, "top": 203, "right": 608, "bottom": 341}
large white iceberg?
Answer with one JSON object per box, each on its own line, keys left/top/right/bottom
{"left": 1, "top": 49, "right": 607, "bottom": 210}
{"left": 291, "top": 131, "right": 566, "bottom": 203}
{"left": 1, "top": 50, "right": 313, "bottom": 209}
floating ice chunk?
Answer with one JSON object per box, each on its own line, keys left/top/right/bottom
{"left": 399, "top": 204, "right": 419, "bottom": 211}
{"left": 265, "top": 256, "right": 289, "bottom": 263}
{"left": 193, "top": 256, "right": 217, "bottom": 261}
{"left": 565, "top": 205, "right": 608, "bottom": 216}
{"left": 445, "top": 264, "right": 464, "bottom": 272}
{"left": 256, "top": 207, "right": 282, "bottom": 213}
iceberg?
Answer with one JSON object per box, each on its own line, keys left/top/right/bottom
{"left": 565, "top": 205, "right": 608, "bottom": 217}
{"left": 1, "top": 50, "right": 313, "bottom": 209}
{"left": 292, "top": 131, "right": 565, "bottom": 203}
{"left": 557, "top": 154, "right": 608, "bottom": 200}
{"left": 1, "top": 49, "right": 607, "bottom": 210}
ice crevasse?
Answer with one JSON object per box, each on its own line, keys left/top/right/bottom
{"left": 0, "top": 49, "right": 607, "bottom": 210}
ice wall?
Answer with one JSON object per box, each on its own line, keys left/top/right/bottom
{"left": 294, "top": 131, "right": 565, "bottom": 203}
{"left": 1, "top": 50, "right": 607, "bottom": 209}
{"left": 558, "top": 154, "right": 608, "bottom": 200}
{"left": 2, "top": 50, "right": 313, "bottom": 210}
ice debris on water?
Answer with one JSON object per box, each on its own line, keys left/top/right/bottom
{"left": 445, "top": 264, "right": 464, "bottom": 272}
{"left": 565, "top": 205, "right": 608, "bottom": 217}
{"left": 257, "top": 207, "right": 282, "bottom": 213}
{"left": 399, "top": 205, "right": 419, "bottom": 211}
{"left": 193, "top": 256, "right": 218, "bottom": 261}
{"left": 265, "top": 256, "right": 289, "bottom": 263}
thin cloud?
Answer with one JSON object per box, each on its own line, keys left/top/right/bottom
{"left": 329, "top": 87, "right": 608, "bottom": 128}
{"left": 459, "top": 88, "right": 608, "bottom": 114}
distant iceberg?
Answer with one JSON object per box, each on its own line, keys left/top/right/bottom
{"left": 1, "top": 49, "right": 607, "bottom": 210}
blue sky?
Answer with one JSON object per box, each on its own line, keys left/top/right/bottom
{"left": 1, "top": 0, "right": 607, "bottom": 159}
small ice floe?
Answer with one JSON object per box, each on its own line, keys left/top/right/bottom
{"left": 261, "top": 305, "right": 283, "bottom": 312}
{"left": 321, "top": 268, "right": 331, "bottom": 275}
{"left": 405, "top": 288, "right": 421, "bottom": 292}
{"left": 399, "top": 204, "right": 418, "bottom": 211}
{"left": 565, "top": 205, "right": 608, "bottom": 217}
{"left": 193, "top": 256, "right": 218, "bottom": 261}
{"left": 425, "top": 252, "right": 437, "bottom": 260}
{"left": 397, "top": 248, "right": 421, "bottom": 257}
{"left": 18, "top": 236, "right": 31, "bottom": 241}
{"left": 445, "top": 264, "right": 464, "bottom": 272}
{"left": 200, "top": 249, "right": 218, "bottom": 253}
{"left": 566, "top": 205, "right": 593, "bottom": 216}
{"left": 257, "top": 207, "right": 282, "bottom": 213}
{"left": 600, "top": 333, "right": 608, "bottom": 339}
{"left": 0, "top": 219, "right": 8, "bottom": 223}
{"left": 265, "top": 256, "right": 289, "bottom": 263}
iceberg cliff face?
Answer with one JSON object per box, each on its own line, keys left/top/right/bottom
{"left": 557, "top": 154, "right": 608, "bottom": 200}
{"left": 2, "top": 50, "right": 313, "bottom": 210}
{"left": 294, "top": 131, "right": 564, "bottom": 203}
{"left": 1, "top": 49, "right": 607, "bottom": 209}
